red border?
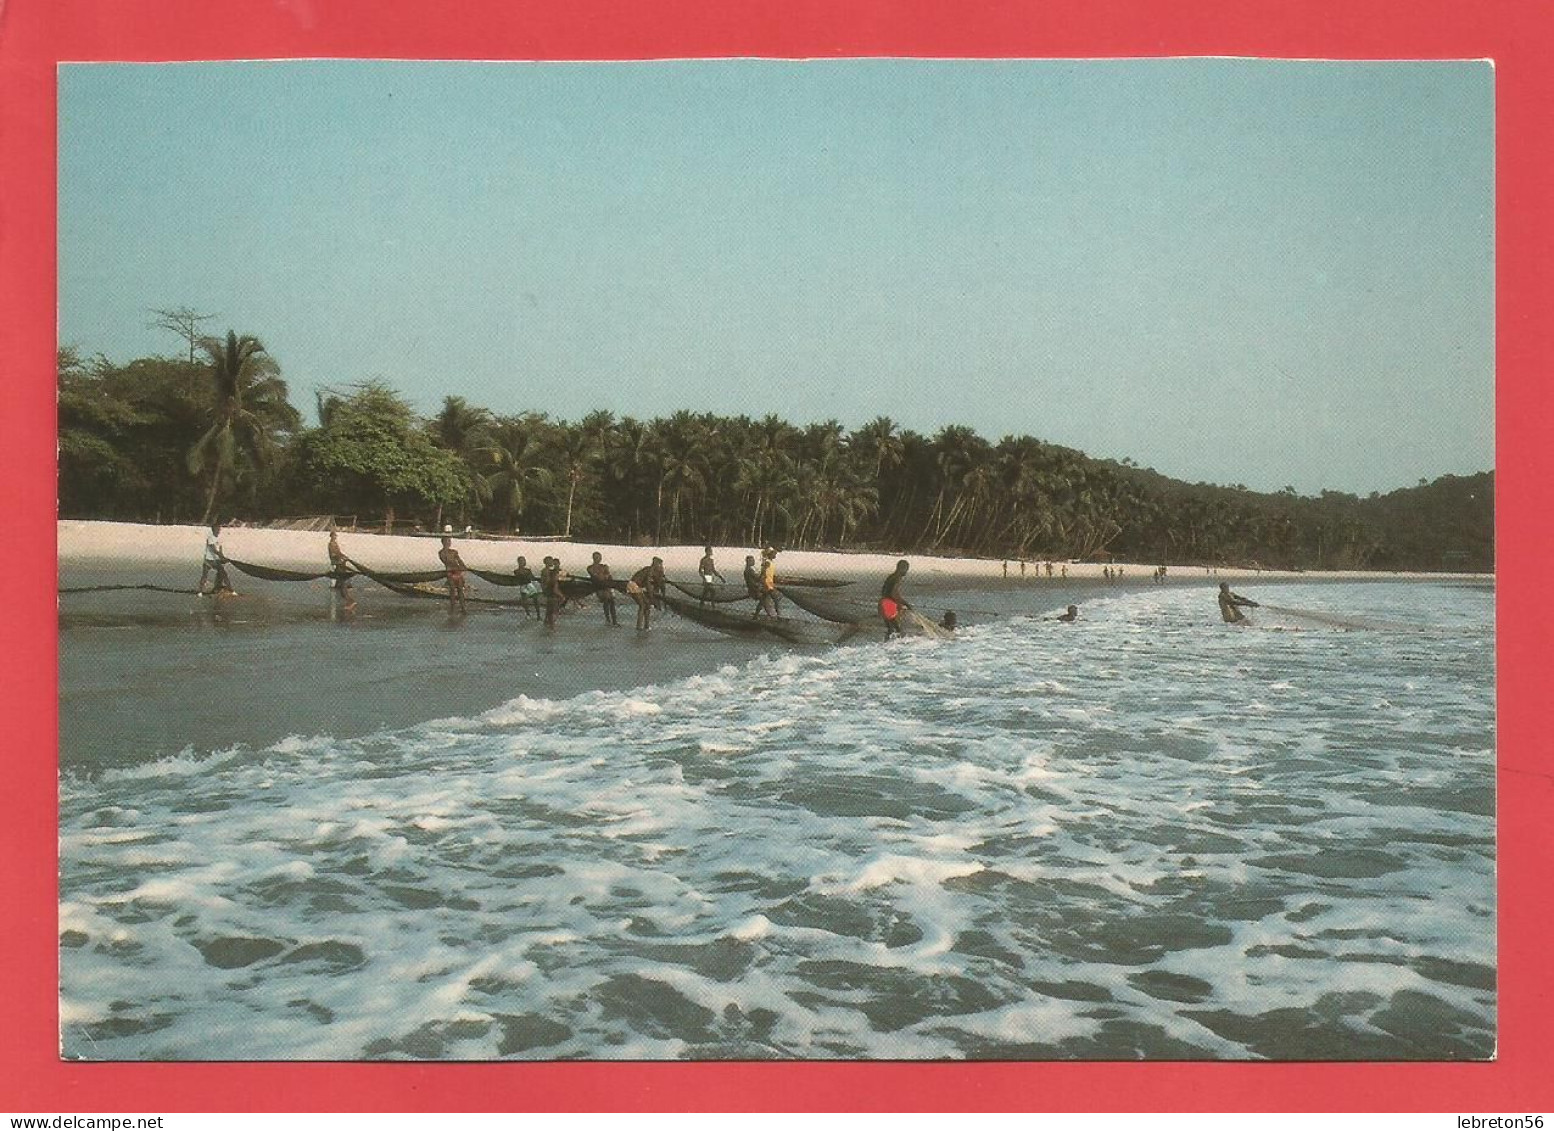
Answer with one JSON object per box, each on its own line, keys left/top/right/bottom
{"left": 5, "top": 0, "right": 1549, "bottom": 1113}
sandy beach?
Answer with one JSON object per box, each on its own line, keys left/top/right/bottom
{"left": 57, "top": 519, "right": 1478, "bottom": 585}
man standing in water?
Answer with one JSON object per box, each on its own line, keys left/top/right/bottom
{"left": 742, "top": 554, "right": 761, "bottom": 601}
{"left": 879, "top": 559, "right": 912, "bottom": 640}
{"left": 698, "top": 545, "right": 725, "bottom": 606}
{"left": 327, "top": 530, "right": 357, "bottom": 613}
{"left": 588, "top": 551, "right": 619, "bottom": 627}
{"left": 438, "top": 536, "right": 469, "bottom": 614}
{"left": 513, "top": 555, "right": 541, "bottom": 619}
{"left": 754, "top": 547, "right": 780, "bottom": 618}
{"left": 542, "top": 556, "right": 570, "bottom": 628}
{"left": 199, "top": 521, "right": 231, "bottom": 595}
{"left": 1217, "top": 581, "right": 1260, "bottom": 624}
{"left": 628, "top": 557, "right": 665, "bottom": 631}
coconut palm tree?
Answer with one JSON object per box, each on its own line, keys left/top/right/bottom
{"left": 478, "top": 416, "right": 554, "bottom": 534}
{"left": 555, "top": 422, "right": 596, "bottom": 539}
{"left": 187, "top": 330, "right": 299, "bottom": 523}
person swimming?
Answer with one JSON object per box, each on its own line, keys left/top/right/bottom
{"left": 1217, "top": 582, "right": 1259, "bottom": 624}
{"left": 879, "top": 559, "right": 911, "bottom": 640}
{"left": 1055, "top": 604, "right": 1079, "bottom": 623}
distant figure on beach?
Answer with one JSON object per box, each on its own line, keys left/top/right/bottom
{"left": 513, "top": 555, "right": 541, "bottom": 619}
{"left": 1002, "top": 560, "right": 1009, "bottom": 578}
{"left": 1217, "top": 582, "right": 1259, "bottom": 624}
{"left": 940, "top": 610, "right": 958, "bottom": 633}
{"left": 1047, "top": 561, "right": 1054, "bottom": 578}
{"left": 588, "top": 551, "right": 619, "bottom": 627}
{"left": 879, "top": 559, "right": 912, "bottom": 640}
{"left": 628, "top": 557, "right": 664, "bottom": 631}
{"left": 327, "top": 531, "right": 357, "bottom": 611}
{"left": 698, "top": 545, "right": 725, "bottom": 605}
{"left": 1055, "top": 604, "right": 1079, "bottom": 623}
{"left": 199, "top": 521, "right": 233, "bottom": 596}
{"left": 754, "top": 547, "right": 780, "bottom": 618}
{"left": 742, "top": 555, "right": 761, "bottom": 601}
{"left": 1019, "top": 560, "right": 1027, "bottom": 578}
{"left": 438, "top": 536, "right": 468, "bottom": 614}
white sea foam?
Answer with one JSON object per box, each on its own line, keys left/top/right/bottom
{"left": 58, "top": 581, "right": 1495, "bottom": 1061}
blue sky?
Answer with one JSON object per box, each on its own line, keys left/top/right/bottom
{"left": 58, "top": 59, "right": 1493, "bottom": 494}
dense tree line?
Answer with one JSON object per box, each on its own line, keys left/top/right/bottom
{"left": 57, "top": 336, "right": 1494, "bottom": 572}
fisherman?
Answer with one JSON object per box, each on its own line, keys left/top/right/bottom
{"left": 587, "top": 551, "right": 619, "bottom": 627}
{"left": 648, "top": 556, "right": 668, "bottom": 610}
{"left": 1217, "top": 581, "right": 1259, "bottom": 624}
{"left": 542, "top": 556, "right": 568, "bottom": 628}
{"left": 327, "top": 530, "right": 357, "bottom": 612}
{"left": 754, "top": 546, "right": 780, "bottom": 618}
{"left": 438, "top": 536, "right": 469, "bottom": 614}
{"left": 742, "top": 554, "right": 761, "bottom": 600}
{"left": 940, "top": 610, "right": 958, "bottom": 632}
{"left": 879, "top": 559, "right": 912, "bottom": 640}
{"left": 199, "top": 521, "right": 234, "bottom": 595}
{"left": 627, "top": 557, "right": 664, "bottom": 631}
{"left": 1055, "top": 604, "right": 1079, "bottom": 623}
{"left": 513, "top": 555, "right": 541, "bottom": 619}
{"left": 698, "top": 545, "right": 725, "bottom": 606}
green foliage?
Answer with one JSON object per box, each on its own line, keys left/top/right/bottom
{"left": 56, "top": 338, "right": 1493, "bottom": 572}
{"left": 291, "top": 383, "right": 472, "bottom": 516}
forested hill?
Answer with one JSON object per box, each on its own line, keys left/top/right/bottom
{"left": 57, "top": 343, "right": 1494, "bottom": 572}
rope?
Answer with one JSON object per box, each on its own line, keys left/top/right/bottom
{"left": 60, "top": 584, "right": 204, "bottom": 595}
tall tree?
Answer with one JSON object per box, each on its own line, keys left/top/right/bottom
{"left": 187, "top": 330, "right": 300, "bottom": 523}
{"left": 478, "top": 416, "right": 554, "bottom": 534}
{"left": 148, "top": 306, "right": 219, "bottom": 364}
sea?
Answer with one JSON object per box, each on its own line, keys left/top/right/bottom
{"left": 57, "top": 576, "right": 1496, "bottom": 1060}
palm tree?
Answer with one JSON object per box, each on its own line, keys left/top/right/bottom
{"left": 187, "top": 330, "right": 299, "bottom": 523}
{"left": 429, "top": 395, "right": 492, "bottom": 529}
{"left": 555, "top": 422, "right": 595, "bottom": 539}
{"left": 478, "top": 416, "right": 554, "bottom": 533}
{"left": 655, "top": 412, "right": 708, "bottom": 544}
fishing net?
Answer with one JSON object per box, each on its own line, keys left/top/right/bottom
{"left": 777, "top": 586, "right": 867, "bottom": 625}
{"left": 224, "top": 558, "right": 334, "bottom": 582}
{"left": 666, "top": 578, "right": 754, "bottom": 604}
{"left": 59, "top": 583, "right": 204, "bottom": 595}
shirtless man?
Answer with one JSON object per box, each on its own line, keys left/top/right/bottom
{"left": 327, "top": 530, "right": 357, "bottom": 611}
{"left": 438, "top": 536, "right": 468, "bottom": 614}
{"left": 587, "top": 551, "right": 619, "bottom": 626}
{"left": 628, "top": 557, "right": 665, "bottom": 631}
{"left": 513, "top": 555, "right": 541, "bottom": 619}
{"left": 1217, "top": 582, "right": 1259, "bottom": 624}
{"left": 879, "top": 559, "right": 912, "bottom": 640}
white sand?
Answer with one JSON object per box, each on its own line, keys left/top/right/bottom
{"left": 57, "top": 520, "right": 1479, "bottom": 584}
